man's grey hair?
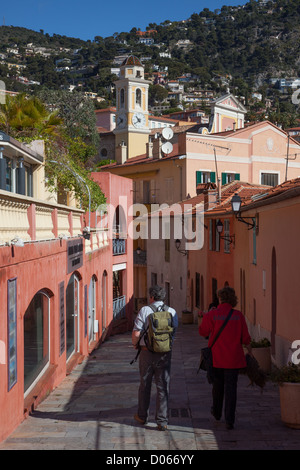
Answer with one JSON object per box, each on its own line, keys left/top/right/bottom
{"left": 149, "top": 285, "right": 166, "bottom": 301}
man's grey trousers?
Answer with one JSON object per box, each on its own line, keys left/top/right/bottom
{"left": 137, "top": 349, "right": 172, "bottom": 426}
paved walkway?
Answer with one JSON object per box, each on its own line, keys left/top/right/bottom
{"left": 0, "top": 323, "right": 300, "bottom": 451}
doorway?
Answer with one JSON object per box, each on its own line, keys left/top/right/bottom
{"left": 66, "top": 274, "right": 80, "bottom": 360}
{"left": 102, "top": 271, "right": 107, "bottom": 331}
{"left": 271, "top": 247, "right": 277, "bottom": 356}
{"left": 88, "top": 276, "right": 96, "bottom": 343}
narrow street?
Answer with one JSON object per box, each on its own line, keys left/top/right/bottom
{"left": 0, "top": 322, "right": 299, "bottom": 451}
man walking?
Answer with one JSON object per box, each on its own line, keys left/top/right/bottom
{"left": 132, "top": 285, "right": 178, "bottom": 431}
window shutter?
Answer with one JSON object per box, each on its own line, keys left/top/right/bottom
{"left": 234, "top": 173, "right": 240, "bottom": 181}
{"left": 221, "top": 173, "right": 227, "bottom": 186}
{"left": 210, "top": 171, "right": 216, "bottom": 183}
{"left": 196, "top": 171, "right": 202, "bottom": 185}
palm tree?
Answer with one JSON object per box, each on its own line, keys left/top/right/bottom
{"left": 0, "top": 93, "right": 61, "bottom": 140}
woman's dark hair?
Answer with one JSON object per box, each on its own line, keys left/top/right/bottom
{"left": 217, "top": 286, "right": 238, "bottom": 307}
{"left": 149, "top": 285, "right": 166, "bottom": 301}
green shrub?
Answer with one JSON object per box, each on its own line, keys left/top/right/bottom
{"left": 250, "top": 338, "right": 271, "bottom": 348}
{"left": 271, "top": 363, "right": 300, "bottom": 384}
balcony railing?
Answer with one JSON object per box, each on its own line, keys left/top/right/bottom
{"left": 0, "top": 189, "right": 109, "bottom": 253}
{"left": 113, "top": 238, "right": 126, "bottom": 255}
{"left": 113, "top": 295, "right": 126, "bottom": 320}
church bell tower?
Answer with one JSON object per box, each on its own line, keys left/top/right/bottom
{"left": 114, "top": 56, "right": 150, "bottom": 160}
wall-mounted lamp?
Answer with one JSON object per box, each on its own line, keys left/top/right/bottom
{"left": 11, "top": 236, "right": 25, "bottom": 247}
{"left": 175, "top": 239, "right": 187, "bottom": 256}
{"left": 216, "top": 220, "right": 235, "bottom": 246}
{"left": 82, "top": 226, "right": 91, "bottom": 240}
{"left": 231, "top": 193, "right": 257, "bottom": 230}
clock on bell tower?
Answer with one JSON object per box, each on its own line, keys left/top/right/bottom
{"left": 114, "top": 55, "right": 150, "bottom": 160}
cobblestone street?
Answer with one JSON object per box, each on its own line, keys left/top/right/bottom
{"left": 1, "top": 323, "right": 299, "bottom": 451}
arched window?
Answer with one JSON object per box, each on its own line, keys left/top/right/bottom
{"left": 271, "top": 247, "right": 277, "bottom": 356}
{"left": 66, "top": 273, "right": 80, "bottom": 360}
{"left": 136, "top": 88, "right": 142, "bottom": 107}
{"left": 120, "top": 88, "right": 125, "bottom": 108}
{"left": 24, "top": 291, "right": 50, "bottom": 395}
{"left": 113, "top": 204, "right": 127, "bottom": 236}
{"left": 88, "top": 275, "right": 97, "bottom": 343}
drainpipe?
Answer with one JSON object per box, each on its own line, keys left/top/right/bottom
{"left": 0, "top": 146, "right": 6, "bottom": 190}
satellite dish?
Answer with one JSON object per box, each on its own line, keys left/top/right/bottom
{"left": 162, "top": 127, "right": 174, "bottom": 140}
{"left": 162, "top": 142, "right": 173, "bottom": 155}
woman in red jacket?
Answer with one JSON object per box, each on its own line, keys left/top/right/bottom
{"left": 199, "top": 286, "right": 252, "bottom": 430}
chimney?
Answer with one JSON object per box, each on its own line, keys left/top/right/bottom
{"left": 233, "top": 122, "right": 236, "bottom": 131}
{"left": 153, "top": 135, "right": 162, "bottom": 159}
{"left": 204, "top": 187, "right": 218, "bottom": 211}
{"left": 146, "top": 141, "right": 153, "bottom": 158}
{"left": 115, "top": 141, "right": 127, "bottom": 164}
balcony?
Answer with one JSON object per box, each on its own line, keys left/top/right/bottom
{"left": 113, "top": 238, "right": 126, "bottom": 255}
{"left": 112, "top": 224, "right": 126, "bottom": 256}
{"left": 0, "top": 189, "right": 109, "bottom": 253}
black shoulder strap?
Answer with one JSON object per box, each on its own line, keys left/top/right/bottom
{"left": 149, "top": 303, "right": 168, "bottom": 313}
{"left": 211, "top": 308, "right": 234, "bottom": 348}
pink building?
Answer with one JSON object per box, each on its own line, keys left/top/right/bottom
{"left": 0, "top": 132, "right": 133, "bottom": 442}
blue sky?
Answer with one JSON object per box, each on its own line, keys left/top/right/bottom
{"left": 2, "top": 0, "right": 249, "bottom": 41}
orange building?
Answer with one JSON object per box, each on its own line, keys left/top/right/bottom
{"left": 188, "top": 178, "right": 300, "bottom": 367}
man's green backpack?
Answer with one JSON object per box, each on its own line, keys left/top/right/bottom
{"left": 145, "top": 304, "right": 174, "bottom": 353}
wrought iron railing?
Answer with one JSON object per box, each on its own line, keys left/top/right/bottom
{"left": 113, "top": 238, "right": 126, "bottom": 255}
{"left": 113, "top": 295, "right": 126, "bottom": 320}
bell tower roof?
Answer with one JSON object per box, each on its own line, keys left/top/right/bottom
{"left": 121, "top": 55, "right": 143, "bottom": 67}
{"left": 120, "top": 55, "right": 145, "bottom": 80}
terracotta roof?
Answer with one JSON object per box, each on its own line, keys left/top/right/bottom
{"left": 95, "top": 107, "right": 116, "bottom": 114}
{"left": 121, "top": 55, "right": 143, "bottom": 67}
{"left": 206, "top": 181, "right": 270, "bottom": 216}
{"left": 207, "top": 178, "right": 300, "bottom": 216}
{"left": 100, "top": 142, "right": 182, "bottom": 170}
{"left": 239, "top": 177, "right": 300, "bottom": 212}
{"left": 97, "top": 126, "right": 112, "bottom": 134}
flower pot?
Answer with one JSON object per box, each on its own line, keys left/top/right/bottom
{"left": 252, "top": 346, "right": 271, "bottom": 373}
{"left": 182, "top": 310, "right": 193, "bottom": 324}
{"left": 279, "top": 382, "right": 300, "bottom": 429}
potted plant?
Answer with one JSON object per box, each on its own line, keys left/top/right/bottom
{"left": 271, "top": 363, "right": 300, "bottom": 429}
{"left": 182, "top": 309, "right": 193, "bottom": 324}
{"left": 250, "top": 338, "right": 271, "bottom": 373}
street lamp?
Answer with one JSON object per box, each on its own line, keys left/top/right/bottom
{"left": 231, "top": 193, "right": 256, "bottom": 230}
{"left": 175, "top": 239, "right": 188, "bottom": 256}
{"left": 216, "top": 220, "right": 235, "bottom": 246}
{"left": 50, "top": 160, "right": 91, "bottom": 239}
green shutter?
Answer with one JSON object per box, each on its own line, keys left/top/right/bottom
{"left": 234, "top": 173, "right": 240, "bottom": 181}
{"left": 210, "top": 171, "right": 216, "bottom": 183}
{"left": 196, "top": 171, "right": 202, "bottom": 185}
{"left": 221, "top": 173, "right": 227, "bottom": 186}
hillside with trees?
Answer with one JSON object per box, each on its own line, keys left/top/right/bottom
{"left": 0, "top": 0, "right": 299, "bottom": 126}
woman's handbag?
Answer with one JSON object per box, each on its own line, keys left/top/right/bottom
{"left": 198, "top": 309, "right": 234, "bottom": 383}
